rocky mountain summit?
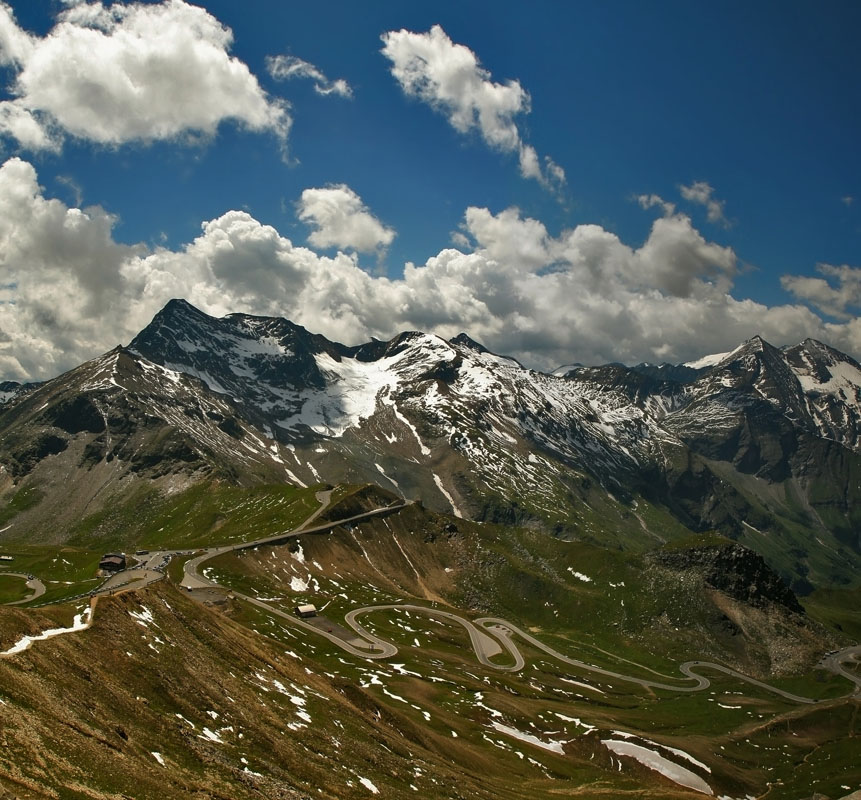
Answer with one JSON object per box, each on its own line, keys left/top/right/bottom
{"left": 1, "top": 299, "right": 860, "bottom": 589}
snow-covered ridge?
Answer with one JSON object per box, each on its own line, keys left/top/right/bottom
{"left": 10, "top": 299, "right": 861, "bottom": 544}
{"left": 791, "top": 349, "right": 861, "bottom": 402}
{"left": 125, "top": 303, "right": 861, "bottom": 490}
{"left": 683, "top": 351, "right": 730, "bottom": 370}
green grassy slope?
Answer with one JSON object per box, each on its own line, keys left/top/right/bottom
{"left": 0, "top": 488, "right": 857, "bottom": 799}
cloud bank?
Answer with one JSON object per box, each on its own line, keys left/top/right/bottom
{"left": 381, "top": 24, "right": 564, "bottom": 192}
{"left": 782, "top": 263, "right": 861, "bottom": 321}
{"left": 0, "top": 0, "right": 289, "bottom": 151}
{"left": 1, "top": 157, "right": 859, "bottom": 382}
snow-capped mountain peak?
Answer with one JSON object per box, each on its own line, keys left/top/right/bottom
{"left": 3, "top": 300, "right": 861, "bottom": 589}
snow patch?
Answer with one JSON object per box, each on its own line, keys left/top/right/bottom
{"left": 1, "top": 607, "right": 92, "bottom": 656}
{"left": 433, "top": 474, "right": 463, "bottom": 518}
{"left": 602, "top": 740, "right": 712, "bottom": 795}
{"left": 290, "top": 575, "right": 309, "bottom": 592}
{"left": 490, "top": 721, "right": 565, "bottom": 754}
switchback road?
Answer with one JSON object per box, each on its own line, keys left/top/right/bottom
{"left": 4, "top": 495, "right": 857, "bottom": 706}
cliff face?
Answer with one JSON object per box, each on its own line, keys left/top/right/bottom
{"left": 650, "top": 540, "right": 804, "bottom": 614}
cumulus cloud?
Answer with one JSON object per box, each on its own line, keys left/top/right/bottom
{"left": 679, "top": 181, "right": 729, "bottom": 226}
{"left": 380, "top": 24, "right": 564, "bottom": 192}
{"left": 1, "top": 157, "right": 859, "bottom": 382}
{"left": 0, "top": 0, "right": 290, "bottom": 151}
{"left": 781, "top": 263, "right": 861, "bottom": 320}
{"left": 297, "top": 185, "right": 395, "bottom": 253}
{"left": 266, "top": 54, "right": 352, "bottom": 98}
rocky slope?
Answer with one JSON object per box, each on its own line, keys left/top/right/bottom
{"left": 1, "top": 299, "right": 860, "bottom": 588}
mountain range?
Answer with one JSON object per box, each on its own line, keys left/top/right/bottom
{"left": 1, "top": 298, "right": 860, "bottom": 592}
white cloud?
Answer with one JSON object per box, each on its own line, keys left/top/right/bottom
{"left": 380, "top": 24, "right": 564, "bottom": 191}
{"left": 0, "top": 2, "right": 34, "bottom": 65}
{"left": 1, "top": 157, "right": 858, "bottom": 382}
{"left": 781, "top": 263, "right": 861, "bottom": 320}
{"left": 297, "top": 185, "right": 395, "bottom": 253}
{"left": 841, "top": 195, "right": 854, "bottom": 207}
{"left": 636, "top": 193, "right": 676, "bottom": 216}
{"left": 679, "top": 181, "right": 729, "bottom": 226}
{"left": 266, "top": 54, "right": 352, "bottom": 98}
{"left": 0, "top": 0, "right": 290, "bottom": 151}
{"left": 0, "top": 102, "right": 59, "bottom": 151}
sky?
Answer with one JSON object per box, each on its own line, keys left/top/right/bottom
{"left": 0, "top": 0, "right": 859, "bottom": 382}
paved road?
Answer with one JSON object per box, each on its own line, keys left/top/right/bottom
{"left": 0, "top": 572, "right": 46, "bottom": 605}
{"left": 817, "top": 644, "right": 861, "bottom": 697}
{"left": 344, "top": 604, "right": 523, "bottom": 670}
{"left": 325, "top": 609, "right": 822, "bottom": 702}
{"left": 243, "top": 592, "right": 396, "bottom": 659}
{"left": 474, "top": 617, "right": 821, "bottom": 703}
{"left": 172, "top": 499, "right": 857, "bottom": 706}
{"left": 181, "top": 500, "right": 408, "bottom": 591}
{"left": 99, "top": 568, "right": 166, "bottom": 594}
{"left": 84, "top": 492, "right": 404, "bottom": 595}
{"left": 0, "top": 494, "right": 405, "bottom": 604}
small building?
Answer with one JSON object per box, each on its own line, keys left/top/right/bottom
{"left": 0, "top": 555, "right": 13, "bottom": 562}
{"left": 99, "top": 553, "right": 126, "bottom": 572}
{"left": 295, "top": 604, "right": 317, "bottom": 619}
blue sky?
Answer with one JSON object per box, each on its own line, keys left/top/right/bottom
{"left": 0, "top": 0, "right": 858, "bottom": 380}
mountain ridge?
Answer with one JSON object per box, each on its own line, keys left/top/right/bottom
{"left": 1, "top": 299, "right": 860, "bottom": 591}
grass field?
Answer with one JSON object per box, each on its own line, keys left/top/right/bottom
{"left": 0, "top": 573, "right": 30, "bottom": 604}
{"left": 0, "top": 544, "right": 102, "bottom": 605}
{"left": 66, "top": 482, "right": 323, "bottom": 550}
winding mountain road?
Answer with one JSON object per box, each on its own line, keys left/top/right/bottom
{"left": 168, "top": 497, "right": 861, "bottom": 704}
{"left": 345, "top": 605, "right": 524, "bottom": 670}
{"left": 325, "top": 607, "right": 858, "bottom": 704}
{"left": 4, "top": 492, "right": 857, "bottom": 707}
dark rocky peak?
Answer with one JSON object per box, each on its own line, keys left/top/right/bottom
{"left": 650, "top": 538, "right": 804, "bottom": 612}
{"left": 129, "top": 300, "right": 345, "bottom": 393}
{"left": 381, "top": 330, "right": 434, "bottom": 357}
{"left": 715, "top": 335, "right": 780, "bottom": 370}
{"left": 449, "top": 332, "right": 489, "bottom": 354}
{"left": 704, "top": 335, "right": 807, "bottom": 409}
{"left": 349, "top": 337, "right": 390, "bottom": 363}
{"left": 449, "top": 332, "right": 523, "bottom": 368}
{"left": 378, "top": 330, "right": 464, "bottom": 383}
